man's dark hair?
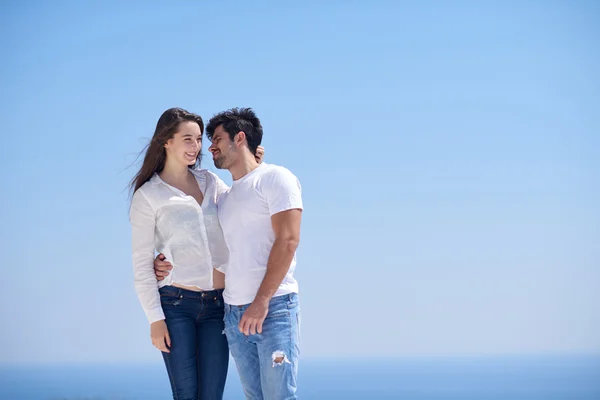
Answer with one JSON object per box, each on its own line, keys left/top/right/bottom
{"left": 206, "top": 107, "right": 263, "bottom": 154}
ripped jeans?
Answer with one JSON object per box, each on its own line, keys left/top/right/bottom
{"left": 224, "top": 293, "right": 300, "bottom": 400}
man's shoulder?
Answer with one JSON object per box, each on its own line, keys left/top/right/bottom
{"left": 257, "top": 163, "right": 298, "bottom": 182}
{"left": 255, "top": 164, "right": 301, "bottom": 199}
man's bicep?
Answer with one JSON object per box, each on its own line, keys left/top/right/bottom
{"left": 271, "top": 209, "right": 302, "bottom": 241}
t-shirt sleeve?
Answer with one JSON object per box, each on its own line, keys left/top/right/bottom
{"left": 261, "top": 167, "right": 303, "bottom": 216}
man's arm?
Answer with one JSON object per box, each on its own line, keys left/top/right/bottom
{"left": 238, "top": 208, "right": 302, "bottom": 335}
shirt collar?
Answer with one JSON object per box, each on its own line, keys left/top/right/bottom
{"left": 150, "top": 169, "right": 207, "bottom": 186}
{"left": 149, "top": 173, "right": 163, "bottom": 186}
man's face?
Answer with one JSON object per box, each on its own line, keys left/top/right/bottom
{"left": 209, "top": 125, "right": 237, "bottom": 169}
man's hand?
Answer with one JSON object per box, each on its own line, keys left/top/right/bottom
{"left": 239, "top": 299, "right": 269, "bottom": 336}
{"left": 255, "top": 146, "right": 265, "bottom": 163}
{"left": 154, "top": 254, "right": 172, "bottom": 281}
{"left": 150, "top": 320, "right": 171, "bottom": 353}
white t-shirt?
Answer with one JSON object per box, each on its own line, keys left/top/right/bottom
{"left": 218, "top": 163, "right": 303, "bottom": 305}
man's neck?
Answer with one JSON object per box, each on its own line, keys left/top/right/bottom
{"left": 229, "top": 153, "right": 260, "bottom": 181}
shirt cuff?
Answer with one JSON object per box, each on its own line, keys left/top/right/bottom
{"left": 215, "top": 264, "right": 227, "bottom": 274}
{"left": 146, "top": 308, "right": 165, "bottom": 324}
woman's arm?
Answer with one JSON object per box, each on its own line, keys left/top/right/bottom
{"left": 130, "top": 190, "right": 164, "bottom": 324}
{"left": 131, "top": 190, "right": 171, "bottom": 352}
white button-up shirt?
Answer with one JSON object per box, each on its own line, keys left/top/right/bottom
{"left": 130, "top": 169, "right": 229, "bottom": 324}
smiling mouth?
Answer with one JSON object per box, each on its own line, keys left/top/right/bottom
{"left": 212, "top": 151, "right": 220, "bottom": 158}
{"left": 185, "top": 152, "right": 196, "bottom": 158}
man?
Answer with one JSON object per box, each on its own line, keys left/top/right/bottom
{"left": 155, "top": 108, "right": 303, "bottom": 399}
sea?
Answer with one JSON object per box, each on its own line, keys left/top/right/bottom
{"left": 1, "top": 355, "right": 599, "bottom": 399}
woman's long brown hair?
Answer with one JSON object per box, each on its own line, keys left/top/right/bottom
{"left": 129, "top": 107, "right": 204, "bottom": 194}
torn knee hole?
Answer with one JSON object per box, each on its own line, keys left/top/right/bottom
{"left": 271, "top": 350, "right": 291, "bottom": 367}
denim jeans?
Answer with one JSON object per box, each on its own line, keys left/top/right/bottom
{"left": 159, "top": 286, "right": 229, "bottom": 400}
{"left": 224, "top": 293, "right": 300, "bottom": 400}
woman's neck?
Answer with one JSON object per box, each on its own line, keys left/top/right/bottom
{"left": 159, "top": 158, "right": 191, "bottom": 185}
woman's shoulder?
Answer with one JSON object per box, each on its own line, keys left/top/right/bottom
{"left": 134, "top": 174, "right": 161, "bottom": 195}
{"left": 192, "top": 169, "right": 230, "bottom": 196}
{"left": 192, "top": 168, "right": 225, "bottom": 183}
{"left": 191, "top": 168, "right": 212, "bottom": 180}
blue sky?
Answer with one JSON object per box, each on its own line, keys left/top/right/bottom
{"left": 1, "top": 1, "right": 598, "bottom": 364}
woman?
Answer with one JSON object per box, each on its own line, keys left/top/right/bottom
{"left": 129, "top": 107, "right": 263, "bottom": 400}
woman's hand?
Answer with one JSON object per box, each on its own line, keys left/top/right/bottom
{"left": 255, "top": 146, "right": 265, "bottom": 163}
{"left": 150, "top": 320, "right": 171, "bottom": 353}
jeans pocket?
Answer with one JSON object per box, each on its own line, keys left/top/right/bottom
{"left": 286, "top": 295, "right": 299, "bottom": 310}
{"left": 160, "top": 292, "right": 182, "bottom": 306}
{"left": 268, "top": 303, "right": 291, "bottom": 319}
{"left": 223, "top": 311, "right": 239, "bottom": 335}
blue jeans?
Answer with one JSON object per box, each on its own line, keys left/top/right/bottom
{"left": 159, "top": 286, "right": 229, "bottom": 400}
{"left": 224, "top": 293, "right": 300, "bottom": 400}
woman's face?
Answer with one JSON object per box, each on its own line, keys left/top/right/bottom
{"left": 164, "top": 121, "right": 202, "bottom": 166}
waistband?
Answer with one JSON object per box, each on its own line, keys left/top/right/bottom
{"left": 224, "top": 292, "right": 298, "bottom": 311}
{"left": 159, "top": 285, "right": 224, "bottom": 299}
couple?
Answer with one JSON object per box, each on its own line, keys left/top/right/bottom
{"left": 129, "top": 107, "right": 303, "bottom": 400}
